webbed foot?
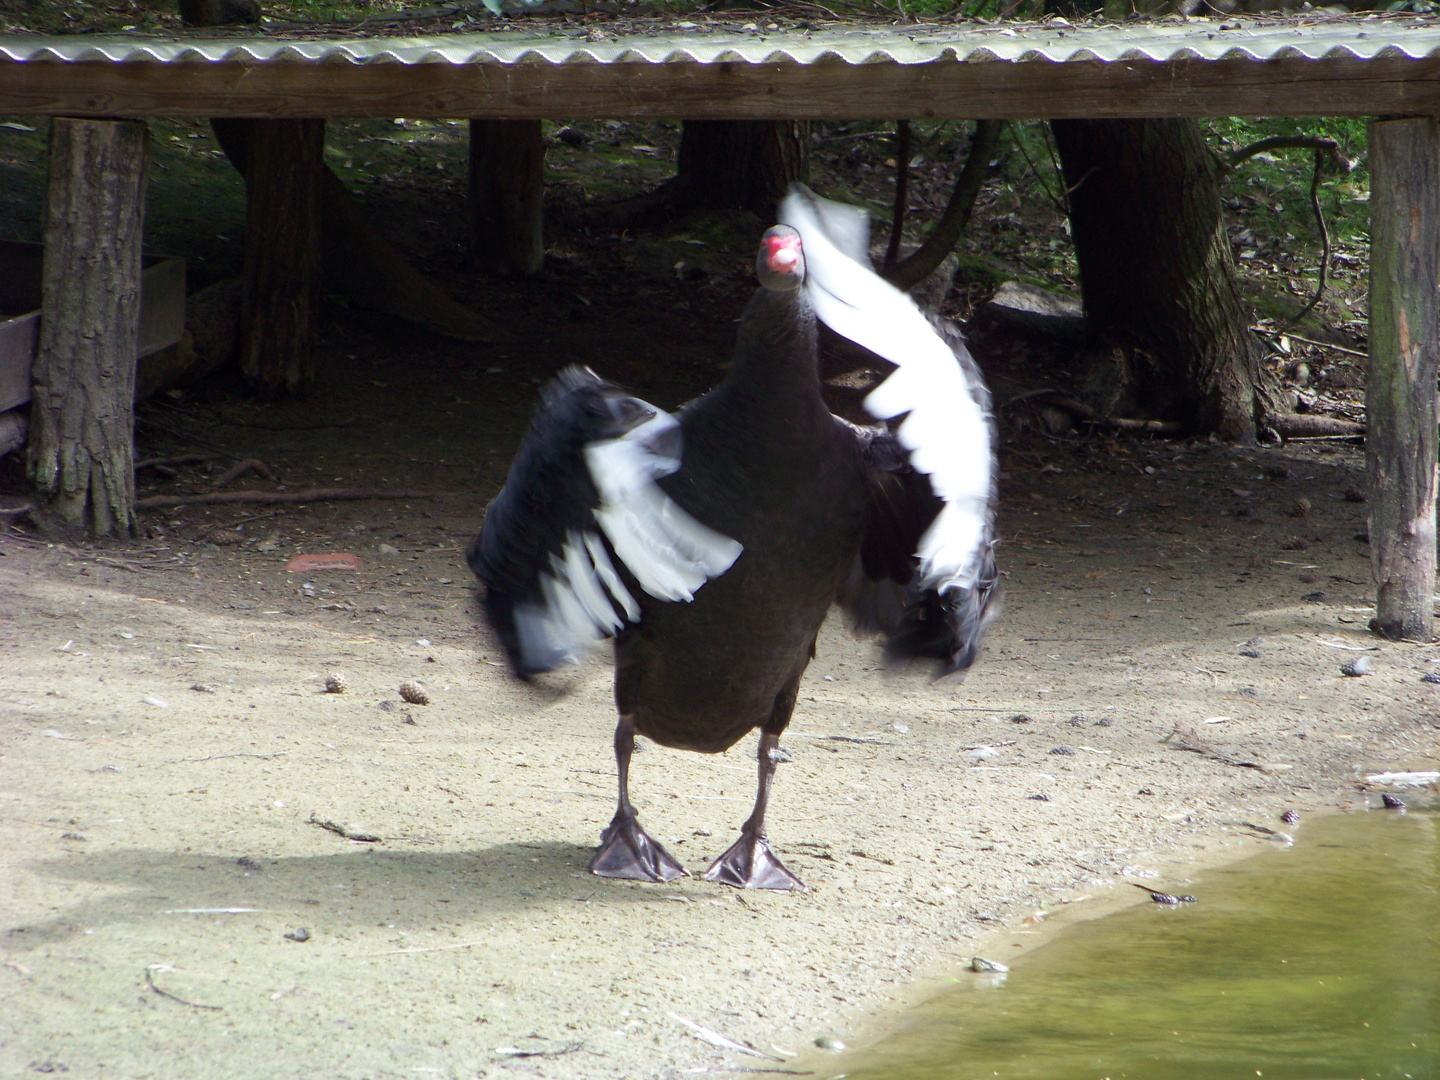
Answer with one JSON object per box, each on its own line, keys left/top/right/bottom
{"left": 704, "top": 831, "right": 806, "bottom": 891}
{"left": 589, "top": 813, "right": 688, "bottom": 883}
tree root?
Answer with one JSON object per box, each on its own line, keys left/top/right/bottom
{"left": 1267, "top": 413, "right": 1364, "bottom": 440}
{"left": 134, "top": 488, "right": 440, "bottom": 510}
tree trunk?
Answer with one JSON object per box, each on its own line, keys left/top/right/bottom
{"left": 469, "top": 119, "right": 545, "bottom": 277}
{"left": 1051, "top": 118, "right": 1277, "bottom": 441}
{"left": 676, "top": 121, "right": 809, "bottom": 219}
{"left": 1366, "top": 117, "right": 1440, "bottom": 643}
{"left": 236, "top": 117, "right": 324, "bottom": 397}
{"left": 27, "top": 118, "right": 149, "bottom": 538}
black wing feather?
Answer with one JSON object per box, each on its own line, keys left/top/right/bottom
{"left": 466, "top": 367, "right": 653, "bottom": 675}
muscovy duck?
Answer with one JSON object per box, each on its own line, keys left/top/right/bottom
{"left": 468, "top": 184, "right": 998, "bottom": 890}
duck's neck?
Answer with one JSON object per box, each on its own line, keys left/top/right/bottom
{"left": 723, "top": 286, "right": 822, "bottom": 409}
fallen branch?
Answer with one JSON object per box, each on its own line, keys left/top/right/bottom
{"left": 145, "top": 969, "right": 221, "bottom": 1011}
{"left": 1042, "top": 394, "right": 1184, "bottom": 435}
{"left": 883, "top": 119, "right": 911, "bottom": 273}
{"left": 211, "top": 457, "right": 276, "bottom": 489}
{"left": 1269, "top": 413, "right": 1364, "bottom": 439}
{"left": 135, "top": 488, "right": 437, "bottom": 510}
{"left": 887, "top": 120, "right": 1004, "bottom": 291}
{"left": 0, "top": 503, "right": 33, "bottom": 519}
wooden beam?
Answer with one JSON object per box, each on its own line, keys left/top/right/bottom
{"left": 27, "top": 117, "right": 149, "bottom": 538}
{"left": 469, "top": 119, "right": 545, "bottom": 277}
{"left": 1366, "top": 116, "right": 1440, "bottom": 643}
{"left": 6, "top": 56, "right": 1440, "bottom": 120}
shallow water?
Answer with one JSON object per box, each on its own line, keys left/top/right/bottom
{"left": 839, "top": 804, "right": 1438, "bottom": 1080}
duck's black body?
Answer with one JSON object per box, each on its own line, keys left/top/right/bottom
{"left": 469, "top": 189, "right": 998, "bottom": 890}
{"left": 618, "top": 286, "right": 867, "bottom": 756}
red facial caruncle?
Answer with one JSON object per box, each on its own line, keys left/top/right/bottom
{"left": 765, "top": 231, "right": 802, "bottom": 274}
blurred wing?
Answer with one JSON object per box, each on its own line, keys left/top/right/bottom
{"left": 467, "top": 367, "right": 741, "bottom": 676}
{"left": 782, "top": 183, "right": 999, "bottom": 673}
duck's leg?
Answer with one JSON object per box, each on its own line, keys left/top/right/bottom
{"left": 589, "top": 713, "right": 688, "bottom": 883}
{"left": 705, "top": 728, "right": 805, "bottom": 891}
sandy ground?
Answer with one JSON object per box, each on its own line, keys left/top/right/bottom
{"left": 4, "top": 426, "right": 1440, "bottom": 1079}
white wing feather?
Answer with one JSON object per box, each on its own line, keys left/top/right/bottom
{"left": 585, "top": 410, "right": 743, "bottom": 603}
{"left": 779, "top": 186, "right": 993, "bottom": 592}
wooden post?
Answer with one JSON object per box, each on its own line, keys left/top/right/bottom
{"left": 1366, "top": 117, "right": 1440, "bottom": 642}
{"left": 238, "top": 118, "right": 325, "bottom": 396}
{"left": 469, "top": 119, "right": 545, "bottom": 277}
{"left": 27, "top": 118, "right": 149, "bottom": 538}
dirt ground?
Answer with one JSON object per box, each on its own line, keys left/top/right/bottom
{"left": 5, "top": 291, "right": 1440, "bottom": 1077}
{"left": 1, "top": 116, "right": 1435, "bottom": 1080}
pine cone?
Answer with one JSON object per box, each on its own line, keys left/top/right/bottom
{"left": 398, "top": 680, "right": 429, "bottom": 705}
{"left": 1289, "top": 497, "right": 1311, "bottom": 518}
{"left": 324, "top": 672, "right": 347, "bottom": 694}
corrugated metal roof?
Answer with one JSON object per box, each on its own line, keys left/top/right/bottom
{"left": 4, "top": 15, "right": 1440, "bottom": 67}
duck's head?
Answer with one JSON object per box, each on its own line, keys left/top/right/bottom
{"left": 756, "top": 225, "right": 804, "bottom": 292}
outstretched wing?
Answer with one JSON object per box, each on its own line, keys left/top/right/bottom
{"left": 467, "top": 367, "right": 742, "bottom": 676}
{"left": 781, "top": 186, "right": 999, "bottom": 674}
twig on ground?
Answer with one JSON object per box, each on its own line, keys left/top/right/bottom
{"left": 135, "top": 488, "right": 439, "bottom": 510}
{"left": 668, "top": 1013, "right": 783, "bottom": 1061}
{"left": 160, "top": 752, "right": 289, "bottom": 765}
{"left": 1252, "top": 328, "right": 1367, "bottom": 359}
{"left": 145, "top": 969, "right": 221, "bottom": 1011}
{"left": 307, "top": 813, "right": 382, "bottom": 843}
{"left": 135, "top": 454, "right": 207, "bottom": 472}
{"left": 1162, "top": 722, "right": 1271, "bottom": 771}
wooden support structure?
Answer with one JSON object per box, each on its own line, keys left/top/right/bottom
{"left": 468, "top": 119, "right": 545, "bottom": 277}
{"left": 26, "top": 117, "right": 149, "bottom": 539}
{"left": 1366, "top": 117, "right": 1440, "bottom": 643}
{"left": 237, "top": 117, "right": 325, "bottom": 396}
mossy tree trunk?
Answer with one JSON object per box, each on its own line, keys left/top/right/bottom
{"left": 1051, "top": 118, "right": 1279, "bottom": 441}
{"left": 676, "top": 121, "right": 809, "bottom": 219}
{"left": 469, "top": 119, "right": 545, "bottom": 277}
{"left": 1366, "top": 117, "right": 1440, "bottom": 643}
{"left": 27, "top": 117, "right": 149, "bottom": 538}
{"left": 236, "top": 117, "right": 325, "bottom": 397}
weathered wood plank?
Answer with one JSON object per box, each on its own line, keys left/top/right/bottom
{"left": 1366, "top": 117, "right": 1440, "bottom": 643}
{"left": 4, "top": 56, "right": 1440, "bottom": 120}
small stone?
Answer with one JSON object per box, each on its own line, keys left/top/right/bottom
{"left": 814, "top": 1035, "right": 846, "bottom": 1051}
{"left": 398, "top": 681, "right": 429, "bottom": 705}
{"left": 324, "top": 672, "right": 347, "bottom": 694}
{"left": 190, "top": 683, "right": 216, "bottom": 693}
{"left": 1049, "top": 745, "right": 1077, "bottom": 756}
{"left": 1280, "top": 536, "right": 1309, "bottom": 551}
{"left": 1067, "top": 715, "right": 1087, "bottom": 726}
{"left": 1344, "top": 487, "right": 1367, "bottom": 503}
{"left": 1421, "top": 671, "right": 1440, "bottom": 685}
{"left": 1340, "top": 656, "right": 1371, "bottom": 677}
{"left": 964, "top": 745, "right": 999, "bottom": 762}
{"left": 283, "top": 927, "right": 311, "bottom": 942}
{"left": 1239, "top": 648, "right": 1262, "bottom": 659}
{"left": 970, "top": 957, "right": 1009, "bottom": 973}
{"left": 1010, "top": 713, "right": 1033, "bottom": 724}
{"left": 1289, "top": 497, "right": 1312, "bottom": 518}
{"left": 378, "top": 543, "right": 399, "bottom": 555}
{"left": 1381, "top": 792, "right": 1407, "bottom": 810}
{"left": 1302, "top": 591, "right": 1327, "bottom": 603}
{"left": 1095, "top": 717, "right": 1112, "bottom": 727}
{"left": 1026, "top": 793, "right": 1051, "bottom": 801}
{"left": 556, "top": 125, "right": 591, "bottom": 145}
{"left": 1263, "top": 465, "right": 1291, "bottom": 480}
{"left": 1280, "top": 809, "right": 1300, "bottom": 825}
{"left": 142, "top": 695, "right": 169, "bottom": 708}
